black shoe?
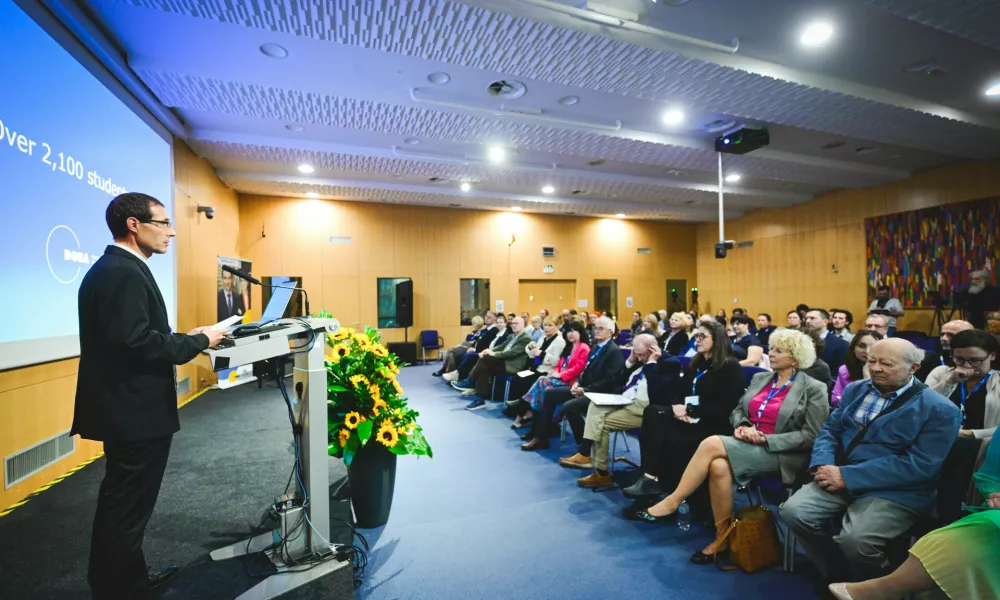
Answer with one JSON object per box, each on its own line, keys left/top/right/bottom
{"left": 148, "top": 565, "right": 179, "bottom": 589}
{"left": 622, "top": 498, "right": 656, "bottom": 521}
{"left": 431, "top": 370, "right": 443, "bottom": 377}
{"left": 634, "top": 508, "right": 678, "bottom": 524}
{"left": 520, "top": 431, "right": 534, "bottom": 441}
{"left": 503, "top": 399, "right": 526, "bottom": 417}
{"left": 622, "top": 476, "right": 665, "bottom": 499}
{"left": 691, "top": 547, "right": 728, "bottom": 565}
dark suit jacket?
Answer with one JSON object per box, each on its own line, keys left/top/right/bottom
{"left": 644, "top": 354, "right": 684, "bottom": 406}
{"left": 72, "top": 246, "right": 208, "bottom": 443}
{"left": 579, "top": 340, "right": 626, "bottom": 393}
{"left": 475, "top": 325, "right": 498, "bottom": 352}
{"left": 663, "top": 330, "right": 689, "bottom": 356}
{"left": 216, "top": 288, "right": 244, "bottom": 321}
{"left": 821, "top": 333, "right": 849, "bottom": 374}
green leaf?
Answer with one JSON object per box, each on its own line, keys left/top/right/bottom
{"left": 357, "top": 419, "right": 373, "bottom": 446}
{"left": 328, "top": 384, "right": 348, "bottom": 393}
{"left": 388, "top": 443, "right": 408, "bottom": 455}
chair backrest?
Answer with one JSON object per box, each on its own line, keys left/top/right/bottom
{"left": 616, "top": 330, "right": 632, "bottom": 346}
{"left": 742, "top": 366, "right": 769, "bottom": 388}
{"left": 678, "top": 356, "right": 693, "bottom": 369}
{"left": 420, "top": 330, "right": 439, "bottom": 346}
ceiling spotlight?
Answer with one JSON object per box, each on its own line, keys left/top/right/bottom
{"left": 403, "top": 137, "right": 420, "bottom": 145}
{"left": 487, "top": 146, "right": 507, "bottom": 163}
{"left": 558, "top": 95, "right": 580, "bottom": 106}
{"left": 297, "top": 163, "right": 314, "bottom": 174}
{"left": 512, "top": 206, "right": 522, "bottom": 212}
{"left": 615, "top": 213, "right": 626, "bottom": 219}
{"left": 661, "top": 108, "right": 685, "bottom": 125}
{"left": 427, "top": 72, "right": 451, "bottom": 85}
{"left": 541, "top": 185, "right": 555, "bottom": 194}
{"left": 800, "top": 21, "right": 834, "bottom": 47}
{"left": 259, "top": 43, "right": 289, "bottom": 59}
{"left": 305, "top": 192, "right": 319, "bottom": 198}
{"left": 460, "top": 182, "right": 471, "bottom": 192}
{"left": 724, "top": 174, "right": 741, "bottom": 183}
{"left": 285, "top": 123, "right": 304, "bottom": 132}
{"left": 986, "top": 82, "right": 1000, "bottom": 97}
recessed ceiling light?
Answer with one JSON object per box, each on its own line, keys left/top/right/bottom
{"left": 487, "top": 146, "right": 506, "bottom": 163}
{"left": 285, "top": 123, "right": 304, "bottom": 132}
{"left": 460, "top": 182, "right": 471, "bottom": 192}
{"left": 259, "top": 43, "right": 288, "bottom": 59}
{"left": 724, "top": 174, "right": 741, "bottom": 183}
{"left": 541, "top": 185, "right": 555, "bottom": 194}
{"left": 985, "top": 82, "right": 1000, "bottom": 97}
{"left": 615, "top": 213, "right": 626, "bottom": 219}
{"left": 305, "top": 192, "right": 319, "bottom": 198}
{"left": 800, "top": 21, "right": 834, "bottom": 47}
{"left": 512, "top": 206, "right": 522, "bottom": 212}
{"left": 297, "top": 164, "right": 314, "bottom": 174}
{"left": 661, "top": 108, "right": 685, "bottom": 125}
{"left": 427, "top": 72, "right": 451, "bottom": 85}
{"left": 404, "top": 137, "right": 420, "bottom": 145}
{"left": 558, "top": 95, "right": 580, "bottom": 106}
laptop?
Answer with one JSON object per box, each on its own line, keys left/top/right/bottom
{"left": 230, "top": 285, "right": 296, "bottom": 336}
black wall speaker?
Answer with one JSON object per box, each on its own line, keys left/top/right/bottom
{"left": 387, "top": 342, "right": 417, "bottom": 365}
{"left": 395, "top": 279, "right": 413, "bottom": 328}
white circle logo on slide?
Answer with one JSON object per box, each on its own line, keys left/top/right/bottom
{"left": 46, "top": 225, "right": 82, "bottom": 284}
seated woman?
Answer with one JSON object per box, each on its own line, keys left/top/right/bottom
{"left": 510, "top": 320, "right": 589, "bottom": 428}
{"left": 715, "top": 309, "right": 727, "bottom": 327}
{"left": 641, "top": 312, "right": 665, "bottom": 347}
{"left": 786, "top": 310, "right": 802, "bottom": 330}
{"left": 434, "top": 315, "right": 485, "bottom": 377}
{"left": 730, "top": 315, "right": 764, "bottom": 367}
{"left": 828, "top": 433, "right": 1000, "bottom": 600}
{"left": 622, "top": 321, "right": 744, "bottom": 515}
{"left": 629, "top": 311, "right": 644, "bottom": 338}
{"left": 635, "top": 328, "right": 830, "bottom": 565}
{"left": 529, "top": 315, "right": 545, "bottom": 344}
{"left": 831, "top": 329, "right": 882, "bottom": 406}
{"left": 662, "top": 312, "right": 692, "bottom": 356}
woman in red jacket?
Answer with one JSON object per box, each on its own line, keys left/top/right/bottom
{"left": 511, "top": 321, "right": 591, "bottom": 429}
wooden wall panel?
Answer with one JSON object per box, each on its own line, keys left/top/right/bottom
{"left": 696, "top": 160, "right": 1000, "bottom": 333}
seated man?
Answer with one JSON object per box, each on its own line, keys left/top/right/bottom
{"left": 780, "top": 338, "right": 960, "bottom": 583}
{"left": 453, "top": 316, "right": 531, "bottom": 409}
{"left": 916, "top": 319, "right": 973, "bottom": 381}
{"left": 522, "top": 316, "right": 624, "bottom": 451}
{"left": 864, "top": 313, "right": 890, "bottom": 338}
{"left": 805, "top": 308, "right": 849, "bottom": 374}
{"left": 560, "top": 334, "right": 683, "bottom": 488}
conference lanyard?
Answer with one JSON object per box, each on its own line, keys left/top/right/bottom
{"left": 755, "top": 373, "right": 796, "bottom": 425}
{"left": 587, "top": 343, "right": 605, "bottom": 368}
{"left": 960, "top": 371, "right": 996, "bottom": 419}
{"left": 624, "top": 369, "right": 645, "bottom": 391}
{"left": 691, "top": 369, "right": 707, "bottom": 395}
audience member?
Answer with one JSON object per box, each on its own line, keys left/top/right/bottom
{"left": 780, "top": 338, "right": 960, "bottom": 583}
{"left": 732, "top": 307, "right": 756, "bottom": 334}
{"left": 561, "top": 334, "right": 683, "bottom": 487}
{"left": 641, "top": 312, "right": 664, "bottom": 344}
{"left": 730, "top": 315, "right": 764, "bottom": 367}
{"left": 510, "top": 320, "right": 590, "bottom": 429}
{"left": 636, "top": 329, "right": 829, "bottom": 565}
{"left": 434, "top": 315, "right": 485, "bottom": 377}
{"left": 621, "top": 321, "right": 744, "bottom": 518}
{"left": 796, "top": 304, "right": 810, "bottom": 321}
{"left": 961, "top": 269, "right": 1000, "bottom": 330}
{"left": 539, "top": 308, "right": 549, "bottom": 319}
{"left": 805, "top": 309, "right": 850, "bottom": 374}
{"left": 443, "top": 312, "right": 502, "bottom": 381}
{"left": 525, "top": 316, "right": 566, "bottom": 376}
{"left": 828, "top": 433, "right": 1000, "bottom": 600}
{"left": 453, "top": 316, "right": 532, "bottom": 408}
{"left": 658, "top": 309, "right": 668, "bottom": 331}
{"left": 715, "top": 309, "right": 727, "bottom": 327}
{"left": 831, "top": 309, "right": 855, "bottom": 342}
{"left": 863, "top": 313, "right": 890, "bottom": 337}
{"left": 787, "top": 310, "right": 803, "bottom": 329}
{"left": 916, "top": 319, "right": 974, "bottom": 381}
{"left": 629, "top": 310, "right": 643, "bottom": 338}
{"left": 802, "top": 329, "right": 834, "bottom": 390}
{"left": 662, "top": 312, "right": 692, "bottom": 356}
{"left": 522, "top": 317, "right": 624, "bottom": 451}
{"left": 757, "top": 313, "right": 776, "bottom": 346}
{"left": 868, "top": 285, "right": 904, "bottom": 336}
{"left": 831, "top": 330, "right": 883, "bottom": 407}
{"left": 529, "top": 315, "right": 544, "bottom": 343}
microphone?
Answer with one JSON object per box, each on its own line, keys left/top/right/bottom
{"left": 221, "top": 266, "right": 310, "bottom": 316}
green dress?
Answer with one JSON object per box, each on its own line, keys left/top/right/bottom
{"left": 910, "top": 435, "right": 1000, "bottom": 599}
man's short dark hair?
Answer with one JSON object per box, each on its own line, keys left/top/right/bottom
{"left": 832, "top": 309, "right": 853, "bottom": 325}
{"left": 808, "top": 308, "right": 831, "bottom": 320}
{"left": 733, "top": 307, "right": 746, "bottom": 316}
{"left": 569, "top": 309, "right": 578, "bottom": 315}
{"left": 731, "top": 315, "right": 754, "bottom": 327}
{"left": 758, "top": 313, "right": 772, "bottom": 323}
{"left": 106, "top": 193, "right": 163, "bottom": 239}
{"left": 795, "top": 303, "right": 810, "bottom": 313}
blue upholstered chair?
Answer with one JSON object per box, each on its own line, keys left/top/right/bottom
{"left": 420, "top": 330, "right": 444, "bottom": 363}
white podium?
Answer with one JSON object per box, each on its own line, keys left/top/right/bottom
{"left": 204, "top": 318, "right": 350, "bottom": 599}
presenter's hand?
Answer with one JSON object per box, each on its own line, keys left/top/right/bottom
{"left": 199, "top": 328, "right": 226, "bottom": 348}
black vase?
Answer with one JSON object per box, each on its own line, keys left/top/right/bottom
{"left": 348, "top": 441, "right": 397, "bottom": 528}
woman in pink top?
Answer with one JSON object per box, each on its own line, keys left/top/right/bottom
{"left": 511, "top": 321, "right": 590, "bottom": 428}
{"left": 831, "top": 329, "right": 883, "bottom": 407}
{"left": 636, "top": 328, "right": 829, "bottom": 565}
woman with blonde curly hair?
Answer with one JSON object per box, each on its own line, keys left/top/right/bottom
{"left": 636, "top": 328, "right": 830, "bottom": 564}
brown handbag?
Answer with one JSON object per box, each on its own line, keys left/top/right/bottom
{"left": 714, "top": 505, "right": 783, "bottom": 573}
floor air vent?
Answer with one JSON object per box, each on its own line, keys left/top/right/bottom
{"left": 5, "top": 430, "right": 76, "bottom": 489}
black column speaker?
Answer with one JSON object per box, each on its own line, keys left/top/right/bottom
{"left": 395, "top": 279, "right": 413, "bottom": 328}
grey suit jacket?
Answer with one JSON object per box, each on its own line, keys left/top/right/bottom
{"left": 728, "top": 370, "right": 830, "bottom": 484}
{"left": 491, "top": 330, "right": 533, "bottom": 375}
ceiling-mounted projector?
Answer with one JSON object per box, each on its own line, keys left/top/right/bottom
{"left": 715, "top": 127, "right": 770, "bottom": 155}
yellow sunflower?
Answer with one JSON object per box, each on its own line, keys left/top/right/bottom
{"left": 337, "top": 428, "right": 351, "bottom": 447}
{"left": 332, "top": 344, "right": 351, "bottom": 359}
{"left": 376, "top": 421, "right": 399, "bottom": 448}
{"left": 368, "top": 384, "right": 382, "bottom": 401}
{"left": 390, "top": 363, "right": 400, "bottom": 374}
{"left": 372, "top": 398, "right": 388, "bottom": 416}
{"left": 392, "top": 379, "right": 404, "bottom": 396}
{"left": 344, "top": 411, "right": 364, "bottom": 429}
{"left": 349, "top": 374, "right": 369, "bottom": 388}
{"left": 396, "top": 425, "right": 409, "bottom": 437}
{"left": 372, "top": 344, "right": 389, "bottom": 358}
{"left": 327, "top": 353, "right": 341, "bottom": 365}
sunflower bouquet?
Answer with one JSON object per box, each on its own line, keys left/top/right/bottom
{"left": 322, "top": 316, "right": 432, "bottom": 465}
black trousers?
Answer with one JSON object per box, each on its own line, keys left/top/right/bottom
{"left": 89, "top": 435, "right": 173, "bottom": 599}
{"left": 529, "top": 387, "right": 589, "bottom": 448}
{"left": 639, "top": 405, "right": 712, "bottom": 515}
{"left": 936, "top": 436, "right": 984, "bottom": 525}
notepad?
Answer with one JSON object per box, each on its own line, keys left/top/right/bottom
{"left": 210, "top": 314, "right": 244, "bottom": 331}
{"left": 585, "top": 393, "right": 633, "bottom": 406}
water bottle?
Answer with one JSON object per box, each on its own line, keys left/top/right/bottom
{"left": 677, "top": 501, "right": 691, "bottom": 531}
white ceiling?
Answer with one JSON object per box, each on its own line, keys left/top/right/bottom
{"left": 79, "top": 0, "right": 1000, "bottom": 221}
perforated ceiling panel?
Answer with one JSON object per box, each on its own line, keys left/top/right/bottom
{"left": 860, "top": 0, "right": 1000, "bottom": 50}
{"left": 121, "top": 0, "right": 1000, "bottom": 158}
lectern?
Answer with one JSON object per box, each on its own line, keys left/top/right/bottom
{"left": 204, "top": 317, "right": 351, "bottom": 599}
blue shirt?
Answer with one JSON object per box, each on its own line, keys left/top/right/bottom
{"left": 854, "top": 376, "right": 916, "bottom": 426}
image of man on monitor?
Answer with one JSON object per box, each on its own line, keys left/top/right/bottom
{"left": 217, "top": 268, "right": 245, "bottom": 322}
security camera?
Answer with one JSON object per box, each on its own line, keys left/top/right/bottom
{"left": 197, "top": 205, "right": 215, "bottom": 220}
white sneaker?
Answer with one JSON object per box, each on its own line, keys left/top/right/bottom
{"left": 461, "top": 388, "right": 478, "bottom": 396}
{"left": 442, "top": 371, "right": 459, "bottom": 382}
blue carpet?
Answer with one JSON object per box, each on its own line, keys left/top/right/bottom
{"left": 356, "top": 365, "right": 822, "bottom": 600}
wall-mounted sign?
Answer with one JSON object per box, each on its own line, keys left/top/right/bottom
{"left": 543, "top": 264, "right": 554, "bottom": 273}
{"left": 577, "top": 299, "right": 588, "bottom": 308}
{"left": 496, "top": 299, "right": 505, "bottom": 312}
{"left": 626, "top": 297, "right": 633, "bottom": 308}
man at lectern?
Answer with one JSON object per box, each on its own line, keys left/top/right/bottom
{"left": 71, "top": 193, "right": 224, "bottom": 599}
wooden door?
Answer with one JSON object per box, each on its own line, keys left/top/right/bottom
{"left": 518, "top": 280, "right": 577, "bottom": 316}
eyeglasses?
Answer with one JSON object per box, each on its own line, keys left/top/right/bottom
{"left": 953, "top": 356, "right": 991, "bottom": 368}
{"left": 140, "top": 219, "right": 173, "bottom": 230}
{"left": 694, "top": 332, "right": 709, "bottom": 340}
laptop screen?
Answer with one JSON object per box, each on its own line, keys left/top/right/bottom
{"left": 260, "top": 285, "right": 295, "bottom": 323}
